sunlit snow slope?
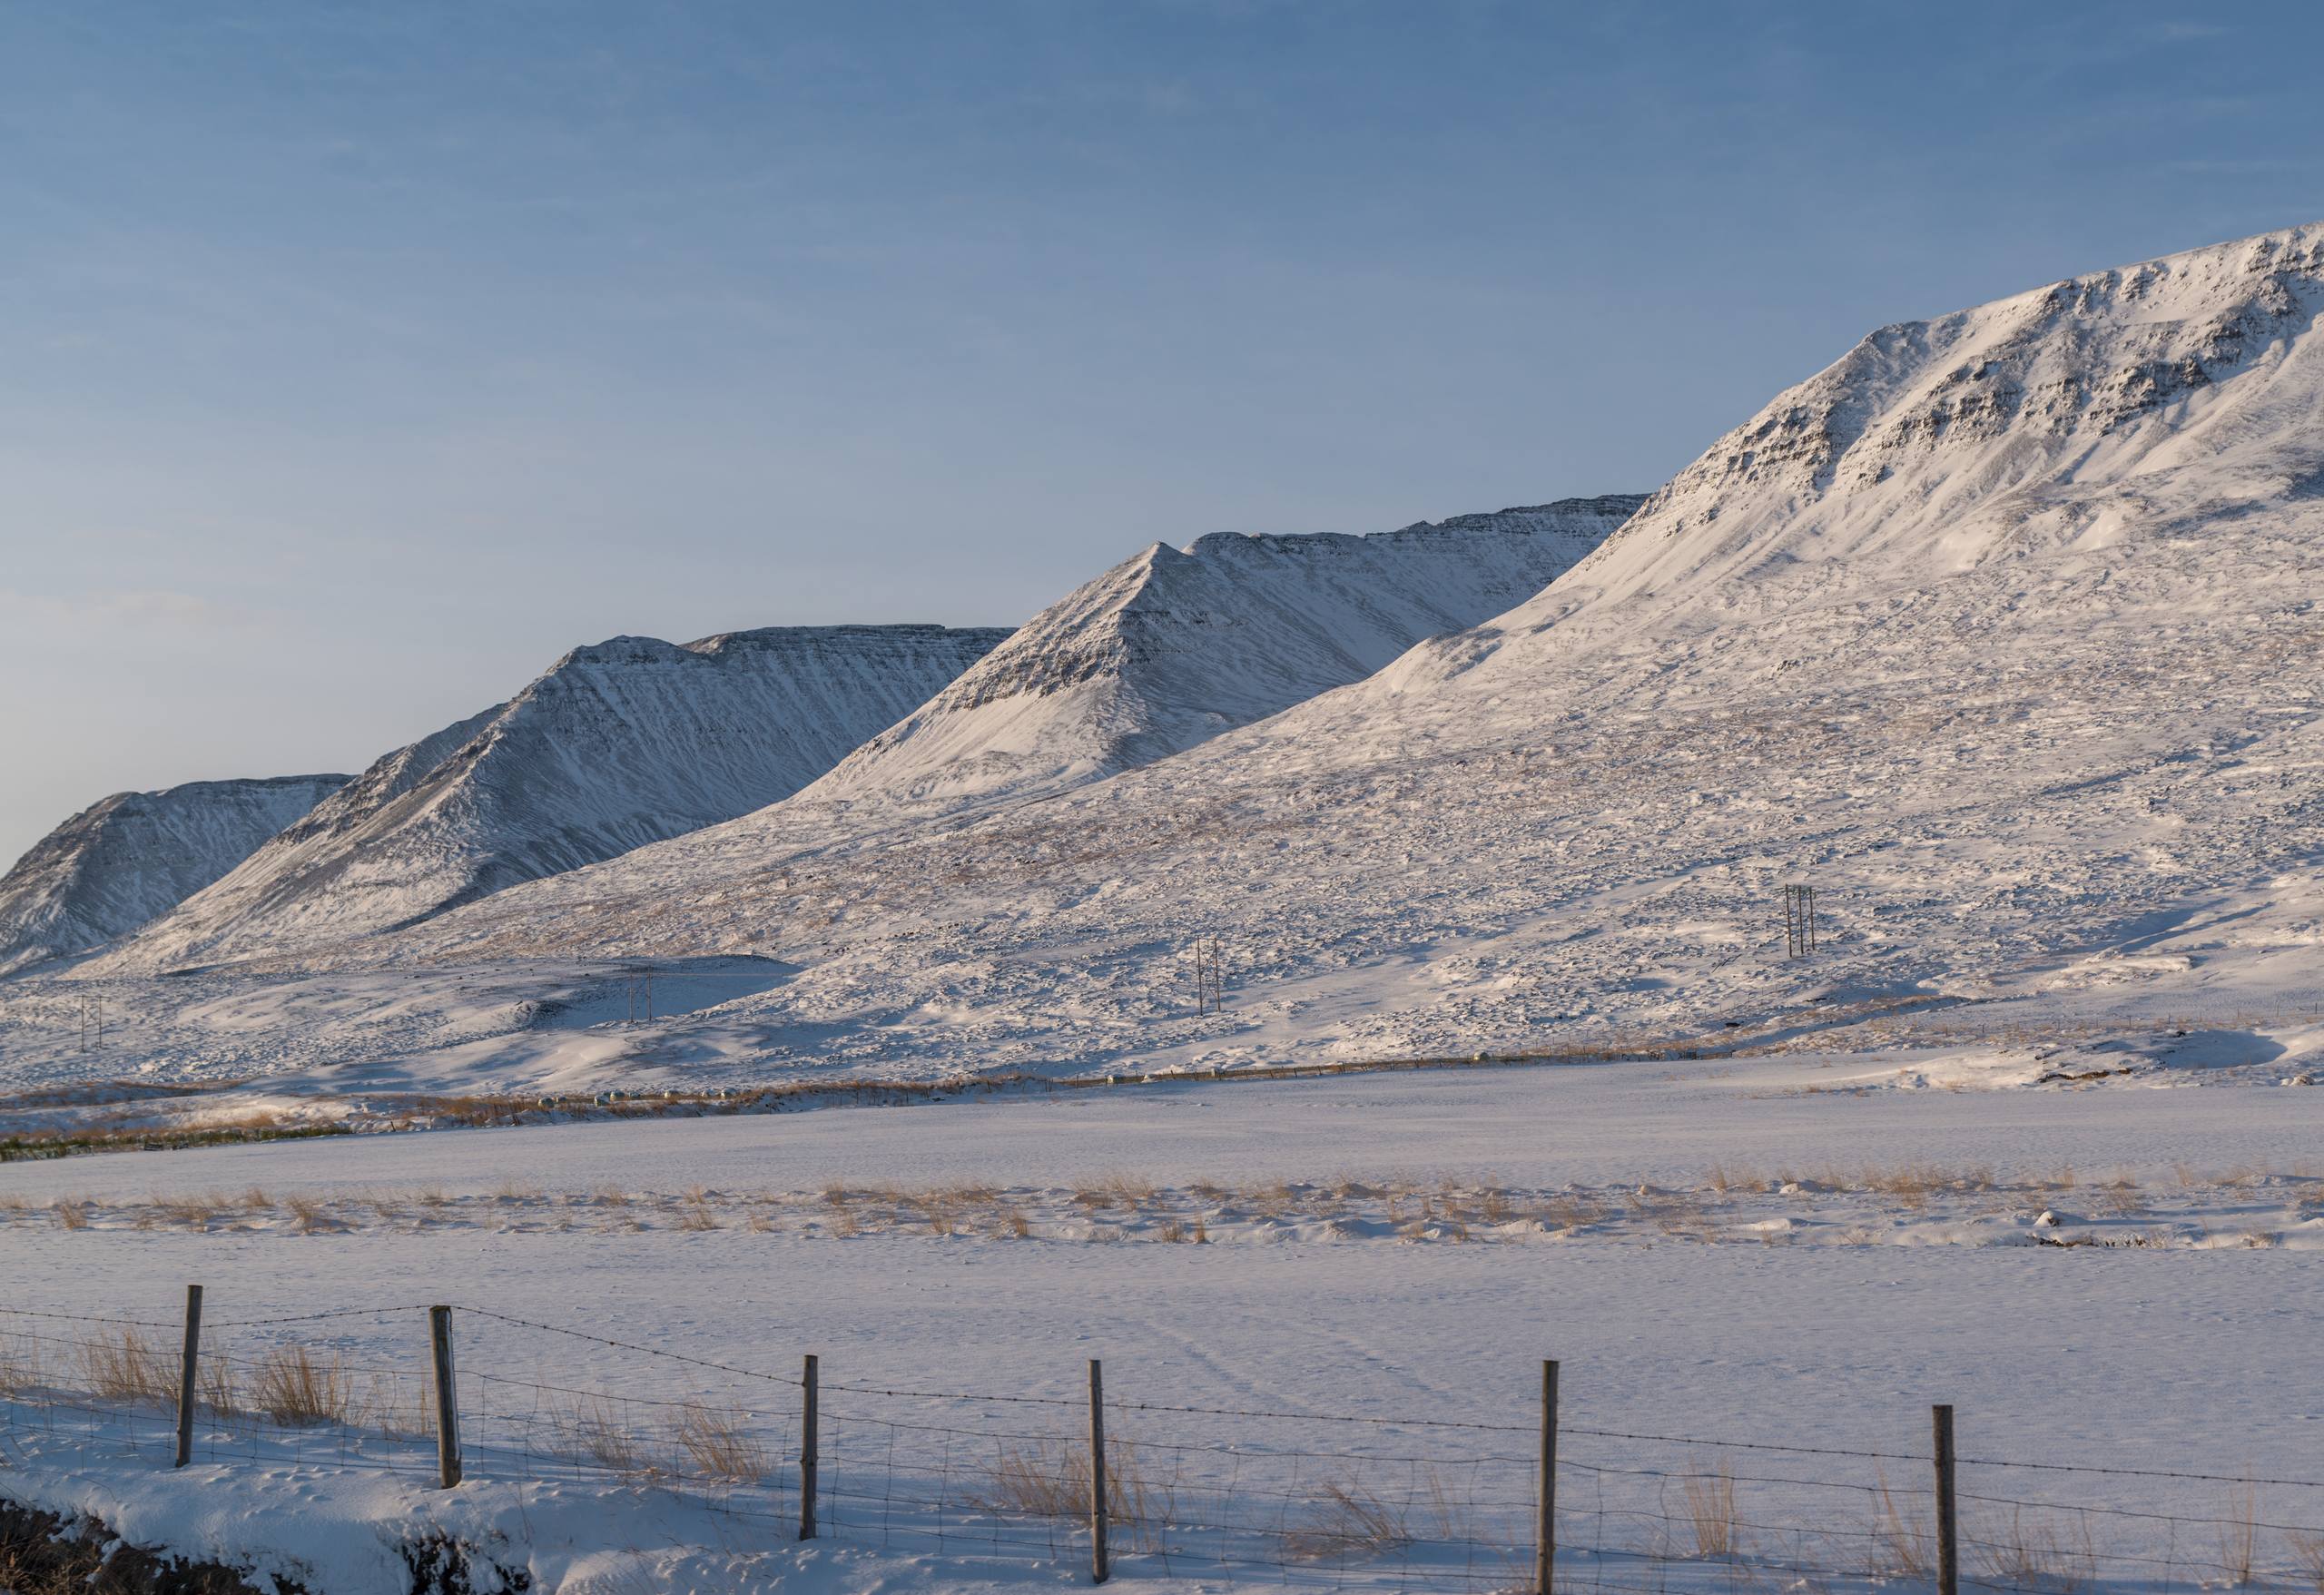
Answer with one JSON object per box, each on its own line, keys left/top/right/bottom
{"left": 352, "top": 223, "right": 2324, "bottom": 1080}
{"left": 0, "top": 775, "right": 347, "bottom": 975}
{"left": 284, "top": 497, "right": 1642, "bottom": 945}
{"left": 805, "top": 497, "right": 1646, "bottom": 814}
{"left": 98, "top": 626, "right": 1009, "bottom": 970}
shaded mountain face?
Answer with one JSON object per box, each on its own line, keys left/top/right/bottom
{"left": 100, "top": 625, "right": 1009, "bottom": 970}
{"left": 321, "top": 493, "right": 1647, "bottom": 944}
{"left": 799, "top": 496, "right": 1648, "bottom": 815}
{"left": 356, "top": 223, "right": 2324, "bottom": 1081}
{"left": 0, "top": 775, "right": 348, "bottom": 975}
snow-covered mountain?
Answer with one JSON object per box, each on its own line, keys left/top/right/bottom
{"left": 804, "top": 497, "right": 1646, "bottom": 816}
{"left": 98, "top": 625, "right": 1009, "bottom": 970}
{"left": 337, "top": 222, "right": 2324, "bottom": 1083}
{"left": 304, "top": 496, "right": 1643, "bottom": 939}
{"left": 0, "top": 774, "right": 347, "bottom": 975}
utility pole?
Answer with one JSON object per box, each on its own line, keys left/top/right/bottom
{"left": 1782, "top": 884, "right": 1818, "bottom": 959}
{"left": 1189, "top": 937, "right": 1224, "bottom": 1015}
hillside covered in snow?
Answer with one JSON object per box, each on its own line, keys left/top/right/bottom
{"left": 94, "top": 625, "right": 1009, "bottom": 971}
{"left": 0, "top": 774, "right": 346, "bottom": 975}
{"left": 319, "top": 222, "right": 2324, "bottom": 1085}
{"left": 803, "top": 497, "right": 1646, "bottom": 816}
{"left": 289, "top": 496, "right": 1642, "bottom": 940}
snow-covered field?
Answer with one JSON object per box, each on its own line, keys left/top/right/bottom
{"left": 9, "top": 1065, "right": 2324, "bottom": 1593}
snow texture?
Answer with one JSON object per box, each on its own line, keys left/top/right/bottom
{"left": 215, "top": 219, "right": 2318, "bottom": 1098}
{"left": 0, "top": 775, "right": 347, "bottom": 976}
{"left": 808, "top": 497, "right": 1646, "bottom": 815}
{"left": 94, "top": 625, "right": 1010, "bottom": 971}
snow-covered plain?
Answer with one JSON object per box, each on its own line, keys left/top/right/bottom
{"left": 8, "top": 1066, "right": 2324, "bottom": 1593}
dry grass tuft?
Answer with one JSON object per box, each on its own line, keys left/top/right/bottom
{"left": 1679, "top": 1462, "right": 1740, "bottom": 1559}
{"left": 52, "top": 1199, "right": 91, "bottom": 1231}
{"left": 250, "top": 1345, "right": 351, "bottom": 1425}
{"left": 675, "top": 1402, "right": 767, "bottom": 1482}
{"left": 76, "top": 1328, "right": 173, "bottom": 1404}
{"left": 0, "top": 1334, "right": 42, "bottom": 1395}
{"left": 970, "top": 1438, "right": 1161, "bottom": 1546}
{"left": 284, "top": 1194, "right": 336, "bottom": 1234}
{"left": 2220, "top": 1480, "right": 2259, "bottom": 1588}
{"left": 1869, "top": 1471, "right": 1928, "bottom": 1576}
{"left": 1974, "top": 1505, "right": 2095, "bottom": 1595}
{"left": 2290, "top": 1530, "right": 2324, "bottom": 1595}
{"left": 554, "top": 1395, "right": 645, "bottom": 1472}
{"left": 676, "top": 1197, "right": 720, "bottom": 1232}
{"left": 1285, "top": 1482, "right": 1414, "bottom": 1559}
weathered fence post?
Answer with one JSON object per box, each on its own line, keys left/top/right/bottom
{"left": 1088, "top": 1357, "right": 1109, "bottom": 1584}
{"left": 429, "top": 1305, "right": 462, "bottom": 1488}
{"left": 172, "top": 1284, "right": 203, "bottom": 1468}
{"left": 1537, "top": 1359, "right": 1559, "bottom": 1595}
{"left": 799, "top": 1354, "right": 820, "bottom": 1541}
{"left": 1933, "top": 1403, "right": 1957, "bottom": 1595}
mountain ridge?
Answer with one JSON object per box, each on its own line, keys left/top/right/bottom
{"left": 96, "top": 624, "right": 1010, "bottom": 970}
{"left": 0, "top": 774, "right": 349, "bottom": 976}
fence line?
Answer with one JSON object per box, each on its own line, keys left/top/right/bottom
{"left": 3, "top": 1293, "right": 2319, "bottom": 1594}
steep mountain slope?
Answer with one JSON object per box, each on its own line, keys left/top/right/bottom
{"left": 0, "top": 775, "right": 346, "bottom": 975}
{"left": 327, "top": 222, "right": 2324, "bottom": 1084}
{"left": 99, "top": 625, "right": 1009, "bottom": 970}
{"left": 305, "top": 496, "right": 1643, "bottom": 932}
{"left": 805, "top": 497, "right": 1645, "bottom": 815}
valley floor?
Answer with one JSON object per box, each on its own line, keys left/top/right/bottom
{"left": 6, "top": 1063, "right": 2324, "bottom": 1593}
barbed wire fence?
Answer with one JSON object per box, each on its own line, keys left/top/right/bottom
{"left": 3, "top": 1294, "right": 2319, "bottom": 1593}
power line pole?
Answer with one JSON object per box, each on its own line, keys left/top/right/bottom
{"left": 1782, "top": 884, "right": 1818, "bottom": 959}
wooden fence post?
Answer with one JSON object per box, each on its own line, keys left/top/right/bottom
{"left": 429, "top": 1305, "right": 462, "bottom": 1488}
{"left": 172, "top": 1284, "right": 203, "bottom": 1468}
{"left": 1537, "top": 1359, "right": 1559, "bottom": 1595}
{"left": 799, "top": 1354, "right": 819, "bottom": 1541}
{"left": 1933, "top": 1403, "right": 1957, "bottom": 1595}
{"left": 1088, "top": 1358, "right": 1109, "bottom": 1584}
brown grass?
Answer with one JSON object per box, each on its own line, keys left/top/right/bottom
{"left": 249, "top": 1345, "right": 351, "bottom": 1425}
{"left": 284, "top": 1194, "right": 336, "bottom": 1234}
{"left": 2290, "top": 1530, "right": 2324, "bottom": 1595}
{"left": 1869, "top": 1471, "right": 1928, "bottom": 1576}
{"left": 554, "top": 1395, "right": 645, "bottom": 1472}
{"left": 76, "top": 1328, "right": 173, "bottom": 1403}
{"left": 1974, "top": 1505, "right": 2095, "bottom": 1594}
{"left": 2220, "top": 1480, "right": 2259, "bottom": 1588}
{"left": 1678, "top": 1462, "right": 1740, "bottom": 1559}
{"left": 1285, "top": 1482, "right": 1416, "bottom": 1559}
{"left": 675, "top": 1402, "right": 767, "bottom": 1482}
{"left": 970, "top": 1438, "right": 1162, "bottom": 1547}
{"left": 0, "top": 1334, "right": 42, "bottom": 1395}
{"left": 53, "top": 1199, "right": 91, "bottom": 1231}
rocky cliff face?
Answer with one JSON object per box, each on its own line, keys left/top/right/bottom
{"left": 0, "top": 774, "right": 347, "bottom": 974}
{"left": 100, "top": 625, "right": 1009, "bottom": 970}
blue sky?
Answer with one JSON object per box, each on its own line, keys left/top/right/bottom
{"left": 5, "top": 1, "right": 2321, "bottom": 865}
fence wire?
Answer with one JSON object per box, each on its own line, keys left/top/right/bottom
{"left": 3, "top": 1301, "right": 2319, "bottom": 1594}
